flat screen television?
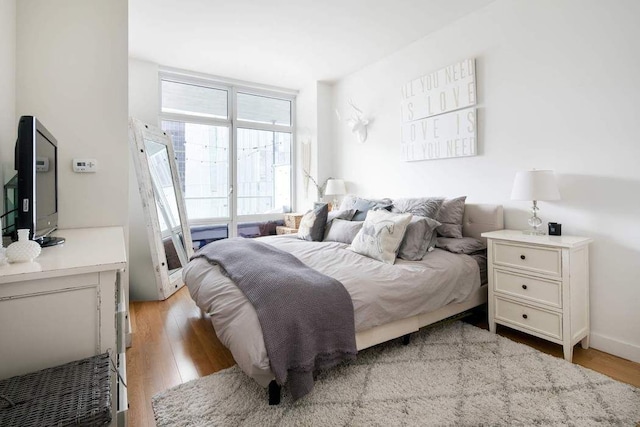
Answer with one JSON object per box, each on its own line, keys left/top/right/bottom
{"left": 15, "top": 116, "right": 64, "bottom": 246}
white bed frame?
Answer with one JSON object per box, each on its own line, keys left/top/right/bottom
{"left": 355, "top": 203, "right": 504, "bottom": 350}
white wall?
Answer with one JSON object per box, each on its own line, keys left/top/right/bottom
{"left": 129, "top": 58, "right": 159, "bottom": 126}
{"left": 0, "top": 0, "right": 16, "bottom": 190}
{"left": 296, "top": 80, "right": 336, "bottom": 211}
{"left": 295, "top": 82, "right": 318, "bottom": 210}
{"left": 332, "top": 0, "right": 640, "bottom": 362}
{"left": 15, "top": 0, "right": 129, "bottom": 230}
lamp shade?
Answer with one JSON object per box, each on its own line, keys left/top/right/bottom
{"left": 511, "top": 170, "right": 561, "bottom": 201}
{"left": 324, "top": 179, "right": 346, "bottom": 196}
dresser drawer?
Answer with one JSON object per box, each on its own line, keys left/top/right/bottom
{"left": 495, "top": 297, "right": 562, "bottom": 340}
{"left": 493, "top": 241, "right": 561, "bottom": 277}
{"left": 494, "top": 269, "right": 562, "bottom": 308}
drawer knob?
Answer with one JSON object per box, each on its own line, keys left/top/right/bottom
{"left": 522, "top": 314, "right": 528, "bottom": 319}
{"left": 522, "top": 284, "right": 528, "bottom": 290}
{"left": 520, "top": 255, "right": 526, "bottom": 260}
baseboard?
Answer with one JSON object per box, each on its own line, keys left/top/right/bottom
{"left": 590, "top": 332, "right": 640, "bottom": 364}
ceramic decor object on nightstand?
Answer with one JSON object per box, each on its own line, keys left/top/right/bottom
{"left": 481, "top": 230, "right": 592, "bottom": 362}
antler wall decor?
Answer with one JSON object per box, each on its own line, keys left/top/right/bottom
{"left": 336, "top": 99, "right": 370, "bottom": 143}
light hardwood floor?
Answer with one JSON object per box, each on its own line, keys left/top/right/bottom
{"left": 126, "top": 287, "right": 640, "bottom": 427}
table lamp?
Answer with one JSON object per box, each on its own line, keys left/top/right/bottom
{"left": 511, "top": 170, "right": 560, "bottom": 235}
{"left": 324, "top": 179, "right": 346, "bottom": 211}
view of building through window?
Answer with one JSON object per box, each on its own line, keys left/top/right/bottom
{"left": 160, "top": 78, "right": 294, "bottom": 230}
{"left": 161, "top": 121, "right": 230, "bottom": 220}
{"left": 237, "top": 128, "right": 291, "bottom": 215}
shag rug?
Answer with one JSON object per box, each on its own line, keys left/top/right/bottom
{"left": 152, "top": 321, "right": 640, "bottom": 426}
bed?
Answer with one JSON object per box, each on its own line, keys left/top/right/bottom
{"left": 183, "top": 203, "right": 503, "bottom": 401}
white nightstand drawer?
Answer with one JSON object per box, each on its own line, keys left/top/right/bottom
{"left": 495, "top": 297, "right": 562, "bottom": 340}
{"left": 493, "top": 241, "right": 561, "bottom": 277}
{"left": 494, "top": 269, "right": 561, "bottom": 308}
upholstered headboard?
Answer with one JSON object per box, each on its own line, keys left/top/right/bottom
{"left": 462, "top": 204, "right": 504, "bottom": 242}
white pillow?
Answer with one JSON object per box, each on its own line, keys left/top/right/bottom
{"left": 351, "top": 210, "right": 412, "bottom": 264}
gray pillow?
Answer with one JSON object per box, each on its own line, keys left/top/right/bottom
{"left": 327, "top": 208, "right": 356, "bottom": 224}
{"left": 352, "top": 199, "right": 392, "bottom": 221}
{"left": 398, "top": 216, "right": 441, "bottom": 261}
{"left": 436, "top": 237, "right": 486, "bottom": 254}
{"left": 297, "top": 203, "right": 328, "bottom": 241}
{"left": 392, "top": 197, "right": 444, "bottom": 219}
{"left": 323, "top": 219, "right": 364, "bottom": 244}
{"left": 436, "top": 196, "right": 467, "bottom": 238}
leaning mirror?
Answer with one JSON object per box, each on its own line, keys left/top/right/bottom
{"left": 129, "top": 118, "right": 193, "bottom": 300}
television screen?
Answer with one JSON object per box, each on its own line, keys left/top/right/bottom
{"left": 36, "top": 129, "right": 57, "bottom": 233}
{"left": 15, "top": 116, "right": 63, "bottom": 246}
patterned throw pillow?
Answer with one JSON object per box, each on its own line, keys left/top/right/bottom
{"left": 436, "top": 196, "right": 467, "bottom": 238}
{"left": 351, "top": 210, "right": 412, "bottom": 264}
{"left": 397, "top": 216, "right": 441, "bottom": 261}
{"left": 391, "top": 197, "right": 444, "bottom": 219}
{"left": 297, "top": 204, "right": 329, "bottom": 241}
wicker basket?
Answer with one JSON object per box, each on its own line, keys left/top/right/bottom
{"left": 284, "top": 213, "right": 304, "bottom": 229}
{"left": 276, "top": 226, "right": 298, "bottom": 235}
{"left": 0, "top": 353, "right": 112, "bottom": 427}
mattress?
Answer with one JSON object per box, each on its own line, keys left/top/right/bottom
{"left": 184, "top": 234, "right": 481, "bottom": 387}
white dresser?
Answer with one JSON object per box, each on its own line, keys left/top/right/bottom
{"left": 481, "top": 230, "right": 592, "bottom": 362}
{"left": 0, "top": 227, "right": 128, "bottom": 425}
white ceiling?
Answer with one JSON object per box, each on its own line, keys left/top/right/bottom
{"left": 129, "top": 0, "right": 494, "bottom": 90}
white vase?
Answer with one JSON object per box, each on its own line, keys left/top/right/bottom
{"left": 6, "top": 229, "right": 42, "bottom": 263}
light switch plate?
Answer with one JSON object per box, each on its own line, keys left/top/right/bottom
{"left": 73, "top": 158, "right": 97, "bottom": 173}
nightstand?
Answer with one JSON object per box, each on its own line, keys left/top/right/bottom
{"left": 481, "top": 230, "right": 592, "bottom": 362}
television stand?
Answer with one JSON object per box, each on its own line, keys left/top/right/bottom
{"left": 39, "top": 236, "right": 65, "bottom": 247}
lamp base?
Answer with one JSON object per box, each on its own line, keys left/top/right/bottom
{"left": 522, "top": 200, "right": 546, "bottom": 235}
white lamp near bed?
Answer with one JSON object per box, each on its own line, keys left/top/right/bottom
{"left": 511, "top": 169, "right": 560, "bottom": 235}
{"left": 324, "top": 179, "right": 346, "bottom": 211}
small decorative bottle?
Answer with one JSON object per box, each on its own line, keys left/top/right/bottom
{"left": 6, "top": 229, "right": 42, "bottom": 263}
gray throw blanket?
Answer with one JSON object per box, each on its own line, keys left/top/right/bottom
{"left": 192, "top": 237, "right": 357, "bottom": 400}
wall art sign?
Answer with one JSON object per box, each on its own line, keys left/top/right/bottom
{"left": 401, "top": 107, "right": 476, "bottom": 161}
{"left": 400, "top": 58, "right": 477, "bottom": 161}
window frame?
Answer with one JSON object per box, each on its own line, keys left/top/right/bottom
{"left": 158, "top": 70, "right": 296, "bottom": 234}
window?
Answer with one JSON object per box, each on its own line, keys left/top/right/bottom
{"left": 162, "top": 121, "right": 230, "bottom": 220}
{"left": 237, "top": 92, "right": 291, "bottom": 125}
{"left": 161, "top": 80, "right": 227, "bottom": 119}
{"left": 160, "top": 73, "right": 295, "bottom": 236}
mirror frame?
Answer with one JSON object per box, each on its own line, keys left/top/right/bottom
{"left": 129, "top": 118, "right": 193, "bottom": 300}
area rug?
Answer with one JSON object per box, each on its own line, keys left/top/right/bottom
{"left": 152, "top": 321, "right": 640, "bottom": 426}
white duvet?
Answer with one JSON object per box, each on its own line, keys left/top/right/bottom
{"left": 183, "top": 235, "right": 480, "bottom": 387}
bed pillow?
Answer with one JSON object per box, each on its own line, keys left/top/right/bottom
{"left": 339, "top": 195, "right": 392, "bottom": 211}
{"left": 297, "top": 203, "right": 329, "bottom": 241}
{"left": 327, "top": 208, "right": 356, "bottom": 224}
{"left": 436, "top": 196, "right": 467, "bottom": 238}
{"left": 392, "top": 197, "right": 444, "bottom": 219}
{"left": 323, "top": 219, "right": 363, "bottom": 244}
{"left": 436, "top": 237, "right": 486, "bottom": 254}
{"left": 351, "top": 210, "right": 412, "bottom": 264}
{"left": 352, "top": 199, "right": 392, "bottom": 221}
{"left": 398, "top": 216, "right": 441, "bottom": 261}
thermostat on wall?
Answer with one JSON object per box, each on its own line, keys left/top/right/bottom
{"left": 73, "top": 158, "right": 97, "bottom": 173}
